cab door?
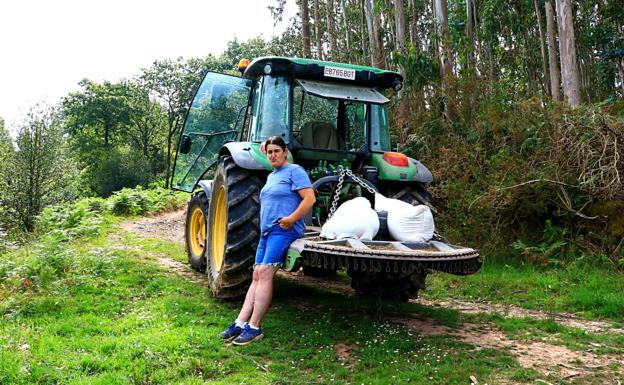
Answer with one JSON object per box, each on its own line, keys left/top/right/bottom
{"left": 172, "top": 72, "right": 251, "bottom": 192}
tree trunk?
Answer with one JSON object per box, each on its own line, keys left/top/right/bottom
{"left": 395, "top": 0, "right": 407, "bottom": 96}
{"left": 314, "top": 0, "right": 324, "bottom": 60}
{"left": 340, "top": 0, "right": 351, "bottom": 60}
{"left": 466, "top": 0, "right": 474, "bottom": 71}
{"left": 545, "top": 0, "right": 560, "bottom": 101}
{"left": 372, "top": 2, "right": 385, "bottom": 68}
{"left": 408, "top": 0, "right": 418, "bottom": 49}
{"left": 555, "top": 0, "right": 581, "bottom": 107}
{"left": 534, "top": 0, "right": 550, "bottom": 96}
{"left": 301, "top": 0, "right": 312, "bottom": 58}
{"left": 434, "top": 0, "right": 453, "bottom": 77}
{"left": 395, "top": 0, "right": 406, "bottom": 53}
{"left": 326, "top": 0, "right": 338, "bottom": 60}
{"left": 364, "top": 0, "right": 378, "bottom": 67}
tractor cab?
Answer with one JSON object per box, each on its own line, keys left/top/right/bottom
{"left": 173, "top": 57, "right": 408, "bottom": 193}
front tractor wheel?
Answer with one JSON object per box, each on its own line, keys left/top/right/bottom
{"left": 185, "top": 192, "right": 209, "bottom": 272}
{"left": 206, "top": 156, "right": 262, "bottom": 299}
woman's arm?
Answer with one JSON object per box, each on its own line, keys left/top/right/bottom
{"left": 278, "top": 188, "right": 316, "bottom": 230}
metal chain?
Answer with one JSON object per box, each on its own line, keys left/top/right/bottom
{"left": 341, "top": 167, "right": 378, "bottom": 195}
{"left": 327, "top": 167, "right": 377, "bottom": 219}
{"left": 328, "top": 167, "right": 345, "bottom": 219}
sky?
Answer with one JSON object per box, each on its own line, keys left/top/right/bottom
{"left": 0, "top": 0, "right": 295, "bottom": 132}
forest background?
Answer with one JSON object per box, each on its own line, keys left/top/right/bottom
{"left": 0, "top": 0, "right": 623, "bottom": 268}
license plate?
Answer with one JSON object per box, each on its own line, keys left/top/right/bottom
{"left": 323, "top": 66, "right": 356, "bottom": 80}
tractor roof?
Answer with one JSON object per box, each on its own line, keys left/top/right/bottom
{"left": 243, "top": 57, "right": 403, "bottom": 90}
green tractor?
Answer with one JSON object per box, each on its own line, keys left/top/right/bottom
{"left": 172, "top": 57, "right": 480, "bottom": 301}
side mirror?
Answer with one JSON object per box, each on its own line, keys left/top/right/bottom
{"left": 179, "top": 134, "right": 192, "bottom": 154}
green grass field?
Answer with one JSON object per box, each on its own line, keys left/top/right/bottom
{"left": 1, "top": 206, "right": 623, "bottom": 384}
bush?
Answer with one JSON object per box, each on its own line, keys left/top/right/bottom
{"left": 109, "top": 186, "right": 186, "bottom": 216}
{"left": 36, "top": 197, "right": 108, "bottom": 239}
{"left": 398, "top": 95, "right": 624, "bottom": 266}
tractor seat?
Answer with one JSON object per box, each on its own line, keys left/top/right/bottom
{"left": 299, "top": 121, "right": 343, "bottom": 150}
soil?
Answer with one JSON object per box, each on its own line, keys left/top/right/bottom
{"left": 119, "top": 209, "right": 624, "bottom": 384}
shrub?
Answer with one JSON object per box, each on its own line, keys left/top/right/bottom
{"left": 109, "top": 186, "right": 186, "bottom": 216}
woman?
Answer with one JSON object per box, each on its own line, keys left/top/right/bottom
{"left": 220, "top": 135, "right": 316, "bottom": 345}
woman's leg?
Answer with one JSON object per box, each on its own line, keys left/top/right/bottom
{"left": 248, "top": 265, "right": 279, "bottom": 327}
{"left": 236, "top": 267, "right": 260, "bottom": 322}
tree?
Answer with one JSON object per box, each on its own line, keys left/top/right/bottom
{"left": 364, "top": 0, "right": 384, "bottom": 68}
{"left": 555, "top": 0, "right": 581, "bottom": 107}
{"left": 300, "top": 0, "right": 312, "bottom": 58}
{"left": 313, "top": 0, "right": 324, "bottom": 59}
{"left": 534, "top": 0, "right": 550, "bottom": 95}
{"left": 63, "top": 79, "right": 133, "bottom": 149}
{"left": 0, "top": 119, "right": 14, "bottom": 232}
{"left": 394, "top": 0, "right": 407, "bottom": 81}
{"left": 434, "top": 0, "right": 452, "bottom": 78}
{"left": 545, "top": 0, "right": 560, "bottom": 101}
{"left": 326, "top": 0, "right": 338, "bottom": 60}
{"left": 126, "top": 80, "right": 167, "bottom": 162}
{"left": 3, "top": 104, "right": 76, "bottom": 231}
{"left": 140, "top": 58, "right": 208, "bottom": 188}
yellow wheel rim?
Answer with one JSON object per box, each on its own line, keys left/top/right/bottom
{"left": 189, "top": 206, "right": 206, "bottom": 256}
{"left": 211, "top": 186, "right": 227, "bottom": 272}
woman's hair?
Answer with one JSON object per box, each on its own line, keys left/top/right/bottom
{"left": 264, "top": 135, "right": 287, "bottom": 151}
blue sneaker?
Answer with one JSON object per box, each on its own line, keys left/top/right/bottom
{"left": 220, "top": 322, "right": 244, "bottom": 340}
{"left": 232, "top": 324, "right": 264, "bottom": 345}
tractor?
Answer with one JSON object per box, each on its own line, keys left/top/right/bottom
{"left": 172, "top": 57, "right": 481, "bottom": 301}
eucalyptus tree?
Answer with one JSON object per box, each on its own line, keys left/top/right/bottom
{"left": 300, "top": 0, "right": 312, "bottom": 57}
{"left": 555, "top": 0, "right": 581, "bottom": 107}
{"left": 545, "top": 0, "right": 560, "bottom": 101}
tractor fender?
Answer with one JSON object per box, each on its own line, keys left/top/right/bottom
{"left": 409, "top": 157, "right": 433, "bottom": 183}
{"left": 220, "top": 142, "right": 266, "bottom": 170}
{"left": 197, "top": 180, "right": 213, "bottom": 198}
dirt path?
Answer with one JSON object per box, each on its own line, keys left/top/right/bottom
{"left": 119, "top": 209, "right": 624, "bottom": 383}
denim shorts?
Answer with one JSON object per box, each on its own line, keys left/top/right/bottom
{"left": 254, "top": 227, "right": 300, "bottom": 267}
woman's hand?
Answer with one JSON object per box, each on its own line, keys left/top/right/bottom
{"left": 278, "top": 216, "right": 295, "bottom": 230}
{"left": 278, "top": 188, "right": 316, "bottom": 230}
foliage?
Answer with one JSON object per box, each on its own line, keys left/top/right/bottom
{"left": 400, "top": 91, "right": 624, "bottom": 265}
{"left": 0, "top": 104, "right": 78, "bottom": 233}
{"left": 0, "top": 186, "right": 185, "bottom": 301}
{"left": 109, "top": 186, "right": 187, "bottom": 216}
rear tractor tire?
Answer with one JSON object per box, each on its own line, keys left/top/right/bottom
{"left": 185, "top": 192, "right": 209, "bottom": 272}
{"left": 206, "top": 156, "right": 263, "bottom": 299}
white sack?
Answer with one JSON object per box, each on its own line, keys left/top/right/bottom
{"left": 320, "top": 197, "right": 379, "bottom": 240}
{"left": 374, "top": 193, "right": 435, "bottom": 242}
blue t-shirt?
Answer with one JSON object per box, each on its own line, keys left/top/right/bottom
{"left": 260, "top": 163, "right": 312, "bottom": 237}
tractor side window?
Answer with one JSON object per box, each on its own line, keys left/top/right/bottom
{"left": 343, "top": 102, "right": 366, "bottom": 151}
{"left": 370, "top": 104, "right": 391, "bottom": 151}
{"left": 251, "top": 75, "right": 290, "bottom": 142}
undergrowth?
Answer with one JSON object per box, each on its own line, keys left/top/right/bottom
{"left": 399, "top": 97, "right": 624, "bottom": 269}
{"left": 0, "top": 186, "right": 186, "bottom": 308}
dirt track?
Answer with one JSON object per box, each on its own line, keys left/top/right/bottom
{"left": 120, "top": 209, "right": 624, "bottom": 384}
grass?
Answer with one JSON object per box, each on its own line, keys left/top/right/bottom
{"left": 1, "top": 187, "right": 623, "bottom": 384}
{"left": 0, "top": 224, "right": 536, "bottom": 385}
{"left": 426, "top": 256, "right": 624, "bottom": 321}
